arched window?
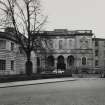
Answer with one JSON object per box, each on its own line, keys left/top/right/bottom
{"left": 67, "top": 55, "right": 74, "bottom": 66}
{"left": 57, "top": 55, "right": 66, "bottom": 70}
{"left": 82, "top": 57, "right": 86, "bottom": 65}
{"left": 57, "top": 55, "right": 65, "bottom": 64}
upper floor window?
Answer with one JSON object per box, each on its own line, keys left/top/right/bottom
{"left": 59, "top": 40, "right": 63, "bottom": 49}
{"left": 95, "top": 41, "right": 99, "bottom": 46}
{"left": 69, "top": 40, "right": 72, "bottom": 47}
{"left": 19, "top": 47, "right": 23, "bottom": 54}
{"left": 11, "top": 42, "right": 14, "bottom": 51}
{"left": 37, "top": 57, "right": 40, "bottom": 67}
{"left": 82, "top": 57, "right": 86, "bottom": 65}
{"left": 48, "top": 40, "right": 53, "bottom": 49}
{"left": 0, "top": 40, "right": 6, "bottom": 49}
{"left": 95, "top": 50, "right": 99, "bottom": 56}
{"left": 95, "top": 60, "right": 98, "bottom": 66}
{"left": 11, "top": 60, "right": 14, "bottom": 71}
{"left": 0, "top": 60, "right": 6, "bottom": 71}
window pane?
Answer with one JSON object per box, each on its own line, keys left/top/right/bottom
{"left": 95, "top": 60, "right": 98, "bottom": 66}
{"left": 95, "top": 50, "right": 98, "bottom": 56}
{"left": 0, "top": 40, "right": 6, "bottom": 49}
{"left": 11, "top": 60, "right": 14, "bottom": 71}
{"left": 0, "top": 60, "right": 6, "bottom": 70}
{"left": 11, "top": 42, "right": 14, "bottom": 51}
{"left": 59, "top": 40, "right": 63, "bottom": 49}
{"left": 69, "top": 40, "right": 72, "bottom": 47}
{"left": 95, "top": 41, "right": 98, "bottom": 46}
{"left": 82, "top": 57, "right": 86, "bottom": 65}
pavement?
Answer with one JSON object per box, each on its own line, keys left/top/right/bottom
{"left": 0, "top": 77, "right": 77, "bottom": 88}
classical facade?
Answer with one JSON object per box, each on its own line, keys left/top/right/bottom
{"left": 37, "top": 29, "right": 94, "bottom": 73}
{"left": 0, "top": 29, "right": 105, "bottom": 75}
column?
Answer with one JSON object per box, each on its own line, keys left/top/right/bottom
{"left": 65, "top": 57, "right": 68, "bottom": 70}
{"left": 54, "top": 58, "right": 57, "bottom": 70}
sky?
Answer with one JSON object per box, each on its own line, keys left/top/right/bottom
{"left": 42, "top": 0, "right": 105, "bottom": 38}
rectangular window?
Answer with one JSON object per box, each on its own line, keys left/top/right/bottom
{"left": 48, "top": 40, "right": 53, "bottom": 49}
{"left": 0, "top": 40, "right": 6, "bottom": 49}
{"left": 11, "top": 42, "right": 14, "bottom": 51}
{"left": 0, "top": 60, "right": 6, "bottom": 70}
{"left": 95, "top": 50, "right": 98, "bottom": 56}
{"left": 95, "top": 60, "right": 98, "bottom": 66}
{"left": 19, "top": 47, "right": 23, "bottom": 54}
{"left": 82, "top": 57, "right": 87, "bottom": 65}
{"left": 11, "top": 60, "right": 14, "bottom": 71}
{"left": 95, "top": 41, "right": 98, "bottom": 46}
{"left": 69, "top": 40, "right": 72, "bottom": 47}
{"left": 59, "top": 40, "right": 63, "bottom": 49}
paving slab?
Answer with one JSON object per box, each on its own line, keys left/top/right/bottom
{"left": 0, "top": 78, "right": 77, "bottom": 88}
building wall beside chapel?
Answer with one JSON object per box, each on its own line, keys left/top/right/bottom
{"left": 0, "top": 38, "right": 27, "bottom": 75}
{"left": 93, "top": 38, "right": 105, "bottom": 69}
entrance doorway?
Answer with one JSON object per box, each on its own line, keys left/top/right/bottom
{"left": 57, "top": 55, "right": 66, "bottom": 70}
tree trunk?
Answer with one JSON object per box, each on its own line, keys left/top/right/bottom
{"left": 25, "top": 51, "right": 33, "bottom": 76}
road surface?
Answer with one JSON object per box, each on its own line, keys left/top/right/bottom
{"left": 0, "top": 78, "right": 105, "bottom": 105}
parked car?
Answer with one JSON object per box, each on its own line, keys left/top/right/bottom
{"left": 52, "top": 69, "right": 64, "bottom": 74}
{"left": 100, "top": 70, "right": 105, "bottom": 78}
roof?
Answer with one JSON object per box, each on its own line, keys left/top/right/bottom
{"left": 0, "top": 29, "right": 93, "bottom": 40}
{"left": 0, "top": 30, "right": 27, "bottom": 45}
{"left": 0, "top": 31, "right": 16, "bottom": 42}
{"left": 38, "top": 29, "right": 93, "bottom": 37}
{"left": 92, "top": 38, "right": 105, "bottom": 41}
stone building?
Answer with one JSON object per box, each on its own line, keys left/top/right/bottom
{"left": 0, "top": 31, "right": 37, "bottom": 75}
{"left": 92, "top": 38, "right": 105, "bottom": 72}
{"left": 37, "top": 29, "right": 105, "bottom": 73}
{"left": 0, "top": 29, "right": 105, "bottom": 75}
{"left": 37, "top": 29, "right": 94, "bottom": 73}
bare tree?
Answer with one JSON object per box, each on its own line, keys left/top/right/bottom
{"left": 0, "top": 0, "right": 47, "bottom": 75}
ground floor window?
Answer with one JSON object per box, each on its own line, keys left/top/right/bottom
{"left": 11, "top": 60, "right": 14, "bottom": 71}
{"left": 0, "top": 60, "right": 6, "bottom": 70}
